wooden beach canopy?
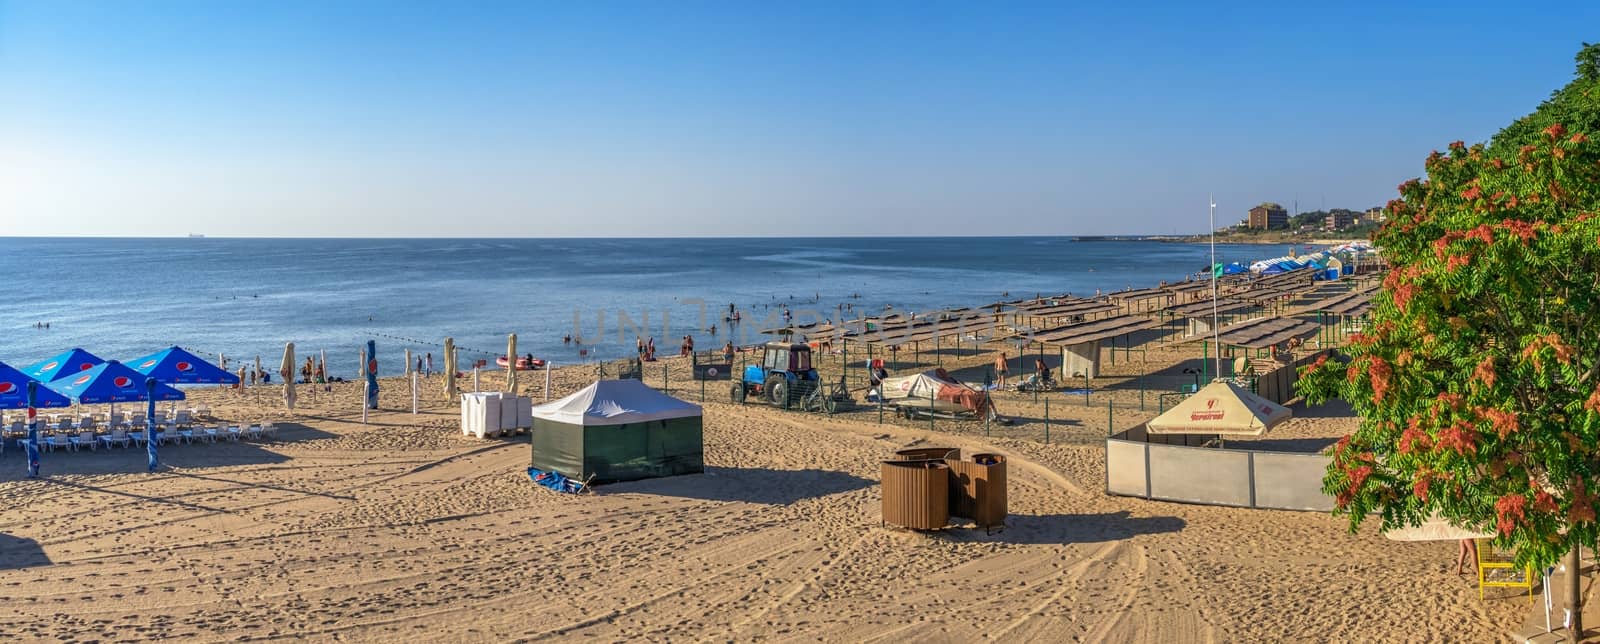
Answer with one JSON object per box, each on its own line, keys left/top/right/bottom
{"left": 1019, "top": 314, "right": 1159, "bottom": 347}
{"left": 1011, "top": 299, "right": 1119, "bottom": 321}
{"left": 1198, "top": 316, "right": 1321, "bottom": 349}
{"left": 1146, "top": 380, "right": 1290, "bottom": 437}
{"left": 1305, "top": 287, "right": 1377, "bottom": 317}
{"left": 1165, "top": 298, "right": 1253, "bottom": 320}
{"left": 1382, "top": 513, "right": 1493, "bottom": 541}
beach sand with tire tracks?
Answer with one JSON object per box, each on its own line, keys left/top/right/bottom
{"left": 0, "top": 358, "right": 1521, "bottom": 642}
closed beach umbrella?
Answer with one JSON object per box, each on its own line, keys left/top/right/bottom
{"left": 443, "top": 337, "right": 457, "bottom": 400}
{"left": 255, "top": 356, "right": 262, "bottom": 385}
{"left": 365, "top": 340, "right": 378, "bottom": 410}
{"left": 405, "top": 348, "right": 412, "bottom": 377}
{"left": 24, "top": 348, "right": 105, "bottom": 382}
{"left": 1146, "top": 380, "right": 1290, "bottom": 437}
{"left": 506, "top": 334, "right": 518, "bottom": 394}
{"left": 281, "top": 342, "right": 297, "bottom": 412}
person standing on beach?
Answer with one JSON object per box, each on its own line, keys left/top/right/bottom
{"left": 723, "top": 341, "right": 734, "bottom": 363}
{"left": 425, "top": 352, "right": 433, "bottom": 376}
{"left": 994, "top": 351, "right": 1009, "bottom": 388}
{"left": 1456, "top": 539, "right": 1478, "bottom": 575}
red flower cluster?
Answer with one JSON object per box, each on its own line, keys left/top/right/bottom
{"left": 1446, "top": 254, "right": 1471, "bottom": 272}
{"left": 1465, "top": 224, "right": 1494, "bottom": 244}
{"left": 1461, "top": 185, "right": 1483, "bottom": 200}
{"left": 1473, "top": 355, "right": 1497, "bottom": 388}
{"left": 1413, "top": 475, "right": 1431, "bottom": 502}
{"left": 1368, "top": 357, "right": 1393, "bottom": 403}
{"left": 1496, "top": 494, "right": 1527, "bottom": 536}
{"left": 1573, "top": 132, "right": 1591, "bottom": 144}
{"left": 1584, "top": 382, "right": 1600, "bottom": 414}
{"left": 1571, "top": 482, "right": 1597, "bottom": 524}
{"left": 1399, "top": 424, "right": 1432, "bottom": 454}
{"left": 1545, "top": 123, "right": 1568, "bottom": 140}
{"left": 1436, "top": 421, "right": 1479, "bottom": 456}
{"left": 1479, "top": 407, "right": 1520, "bottom": 438}
{"left": 1534, "top": 490, "right": 1559, "bottom": 514}
{"left": 1499, "top": 218, "right": 1537, "bottom": 242}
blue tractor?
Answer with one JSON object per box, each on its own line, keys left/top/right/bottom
{"left": 731, "top": 342, "right": 823, "bottom": 409}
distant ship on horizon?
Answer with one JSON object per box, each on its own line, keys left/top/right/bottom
{"left": 188, "top": 233, "right": 205, "bottom": 238}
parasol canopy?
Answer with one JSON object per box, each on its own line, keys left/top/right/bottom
{"left": 129, "top": 346, "right": 239, "bottom": 384}
{"left": 1146, "top": 380, "right": 1290, "bottom": 437}
{"left": 47, "top": 361, "right": 185, "bottom": 404}
{"left": 24, "top": 348, "right": 105, "bottom": 382}
{"left": 0, "top": 361, "right": 72, "bottom": 409}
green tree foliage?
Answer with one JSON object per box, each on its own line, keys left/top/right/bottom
{"left": 1297, "top": 123, "right": 1600, "bottom": 570}
{"left": 1490, "top": 43, "right": 1600, "bottom": 155}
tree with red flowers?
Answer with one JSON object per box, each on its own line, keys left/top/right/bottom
{"left": 1297, "top": 114, "right": 1600, "bottom": 571}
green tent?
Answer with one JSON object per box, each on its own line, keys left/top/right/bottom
{"left": 530, "top": 379, "right": 704, "bottom": 484}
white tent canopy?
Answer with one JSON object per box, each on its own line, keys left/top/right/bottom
{"left": 1383, "top": 513, "right": 1493, "bottom": 541}
{"left": 530, "top": 379, "right": 701, "bottom": 426}
{"left": 1146, "top": 380, "right": 1291, "bottom": 437}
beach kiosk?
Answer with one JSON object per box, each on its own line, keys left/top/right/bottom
{"left": 529, "top": 379, "right": 703, "bottom": 484}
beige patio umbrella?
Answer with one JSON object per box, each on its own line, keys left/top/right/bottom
{"left": 1383, "top": 513, "right": 1493, "bottom": 541}
{"left": 280, "top": 342, "right": 297, "bottom": 412}
{"left": 443, "top": 337, "right": 458, "bottom": 400}
{"left": 506, "top": 333, "right": 518, "bottom": 394}
{"left": 1146, "top": 380, "right": 1291, "bottom": 437}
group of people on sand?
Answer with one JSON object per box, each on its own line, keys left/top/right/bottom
{"left": 636, "top": 337, "right": 657, "bottom": 361}
{"left": 679, "top": 335, "right": 695, "bottom": 357}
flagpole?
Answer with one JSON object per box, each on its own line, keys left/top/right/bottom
{"left": 1210, "top": 196, "right": 1220, "bottom": 381}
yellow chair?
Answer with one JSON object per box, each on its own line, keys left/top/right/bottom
{"left": 1476, "top": 538, "right": 1535, "bottom": 601}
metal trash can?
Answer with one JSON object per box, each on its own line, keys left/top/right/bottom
{"left": 893, "top": 447, "right": 958, "bottom": 461}
{"left": 880, "top": 459, "right": 950, "bottom": 530}
{"left": 947, "top": 453, "right": 1007, "bottom": 529}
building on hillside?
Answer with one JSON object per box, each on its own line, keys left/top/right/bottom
{"left": 1324, "top": 210, "right": 1358, "bottom": 231}
{"left": 1362, "top": 207, "right": 1386, "bottom": 225}
{"left": 1248, "top": 204, "right": 1288, "bottom": 230}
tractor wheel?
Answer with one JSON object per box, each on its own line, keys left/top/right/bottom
{"left": 730, "top": 384, "right": 746, "bottom": 403}
{"left": 767, "top": 375, "right": 788, "bottom": 407}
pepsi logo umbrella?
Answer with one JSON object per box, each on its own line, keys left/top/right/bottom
{"left": 49, "top": 361, "right": 185, "bottom": 404}
{"left": 0, "top": 361, "right": 71, "bottom": 410}
{"left": 129, "top": 346, "right": 240, "bottom": 385}
{"left": 23, "top": 348, "right": 106, "bottom": 382}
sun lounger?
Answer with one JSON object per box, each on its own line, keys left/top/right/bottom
{"left": 46, "top": 434, "right": 71, "bottom": 452}
{"left": 176, "top": 428, "right": 196, "bottom": 444}
{"left": 69, "top": 431, "right": 98, "bottom": 451}
{"left": 53, "top": 418, "right": 72, "bottom": 432}
{"left": 101, "top": 429, "right": 131, "bottom": 449}
{"left": 131, "top": 432, "right": 149, "bottom": 447}
{"left": 172, "top": 410, "right": 192, "bottom": 428}
{"left": 191, "top": 405, "right": 211, "bottom": 420}
{"left": 260, "top": 422, "right": 276, "bottom": 440}
{"left": 154, "top": 430, "right": 171, "bottom": 445}
{"left": 208, "top": 425, "right": 239, "bottom": 442}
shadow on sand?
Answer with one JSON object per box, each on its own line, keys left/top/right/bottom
{"left": 0, "top": 422, "right": 339, "bottom": 480}
{"left": 943, "top": 510, "right": 1186, "bottom": 545}
{"left": 0, "top": 533, "right": 50, "bottom": 570}
{"left": 611, "top": 466, "right": 874, "bottom": 505}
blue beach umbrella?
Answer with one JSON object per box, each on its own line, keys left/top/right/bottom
{"left": 48, "top": 361, "right": 185, "bottom": 404}
{"left": 129, "top": 346, "right": 240, "bottom": 385}
{"left": 23, "top": 348, "right": 105, "bottom": 382}
{"left": 0, "top": 361, "right": 72, "bottom": 410}
{"left": 0, "top": 365, "right": 71, "bottom": 478}
{"left": 48, "top": 361, "right": 184, "bottom": 473}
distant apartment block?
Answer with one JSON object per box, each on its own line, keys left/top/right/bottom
{"left": 1248, "top": 204, "right": 1288, "bottom": 229}
{"left": 1324, "top": 210, "right": 1357, "bottom": 231}
{"left": 1362, "top": 207, "right": 1385, "bottom": 224}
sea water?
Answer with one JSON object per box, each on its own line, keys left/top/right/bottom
{"left": 0, "top": 237, "right": 1291, "bottom": 376}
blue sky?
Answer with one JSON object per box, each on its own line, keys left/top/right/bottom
{"left": 2, "top": 1, "right": 1597, "bottom": 237}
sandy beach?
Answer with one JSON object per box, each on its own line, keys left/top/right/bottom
{"left": 0, "top": 348, "right": 1522, "bottom": 642}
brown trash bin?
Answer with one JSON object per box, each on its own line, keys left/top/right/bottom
{"left": 880, "top": 459, "right": 950, "bottom": 530}
{"left": 947, "top": 453, "right": 1007, "bottom": 529}
{"left": 894, "top": 447, "right": 958, "bottom": 461}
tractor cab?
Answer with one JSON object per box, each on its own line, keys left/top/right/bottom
{"left": 761, "top": 343, "right": 813, "bottom": 373}
{"left": 733, "top": 342, "right": 821, "bottom": 407}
